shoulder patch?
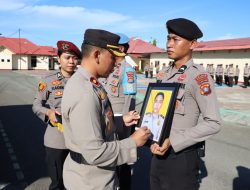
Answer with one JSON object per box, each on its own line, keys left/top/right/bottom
{"left": 200, "top": 83, "right": 211, "bottom": 96}
{"left": 195, "top": 73, "right": 209, "bottom": 85}
{"left": 38, "top": 81, "right": 47, "bottom": 92}
{"left": 51, "top": 80, "right": 62, "bottom": 86}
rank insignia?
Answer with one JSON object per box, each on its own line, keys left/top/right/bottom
{"left": 99, "top": 90, "right": 106, "bottom": 100}
{"left": 195, "top": 74, "right": 209, "bottom": 85}
{"left": 51, "top": 80, "right": 62, "bottom": 86}
{"left": 38, "top": 81, "right": 46, "bottom": 92}
{"left": 111, "top": 86, "right": 116, "bottom": 93}
{"left": 90, "top": 76, "right": 100, "bottom": 87}
{"left": 178, "top": 74, "right": 186, "bottom": 81}
{"left": 62, "top": 43, "right": 69, "bottom": 50}
{"left": 54, "top": 91, "right": 63, "bottom": 96}
{"left": 200, "top": 83, "right": 211, "bottom": 96}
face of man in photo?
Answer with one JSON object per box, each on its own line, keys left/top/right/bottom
{"left": 153, "top": 94, "right": 164, "bottom": 114}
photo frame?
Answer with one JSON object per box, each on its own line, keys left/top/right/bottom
{"left": 137, "top": 83, "right": 180, "bottom": 146}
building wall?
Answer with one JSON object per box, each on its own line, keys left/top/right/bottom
{"left": 0, "top": 47, "right": 13, "bottom": 69}
{"left": 149, "top": 49, "right": 250, "bottom": 81}
{"left": 12, "top": 55, "right": 29, "bottom": 70}
{"left": 193, "top": 49, "right": 250, "bottom": 81}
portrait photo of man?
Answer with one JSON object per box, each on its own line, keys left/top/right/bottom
{"left": 141, "top": 90, "right": 171, "bottom": 142}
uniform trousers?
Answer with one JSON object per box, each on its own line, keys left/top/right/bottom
{"left": 244, "top": 77, "right": 249, "bottom": 86}
{"left": 150, "top": 148, "right": 200, "bottom": 190}
{"left": 234, "top": 76, "right": 238, "bottom": 85}
{"left": 114, "top": 116, "right": 133, "bottom": 190}
{"left": 45, "top": 147, "right": 69, "bottom": 190}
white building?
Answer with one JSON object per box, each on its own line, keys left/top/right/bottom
{"left": 130, "top": 37, "right": 250, "bottom": 82}
{"left": 0, "top": 37, "right": 57, "bottom": 70}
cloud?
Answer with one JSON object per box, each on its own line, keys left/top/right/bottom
{"left": 216, "top": 33, "right": 235, "bottom": 40}
{"left": 0, "top": 0, "right": 26, "bottom": 11}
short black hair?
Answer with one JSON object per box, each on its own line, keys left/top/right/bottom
{"left": 155, "top": 92, "right": 164, "bottom": 100}
{"left": 81, "top": 44, "right": 103, "bottom": 58}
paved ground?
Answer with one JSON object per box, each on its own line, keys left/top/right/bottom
{"left": 0, "top": 70, "right": 249, "bottom": 190}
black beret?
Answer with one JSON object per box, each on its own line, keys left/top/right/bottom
{"left": 166, "top": 18, "right": 203, "bottom": 40}
{"left": 57, "top": 41, "right": 81, "bottom": 59}
{"left": 83, "top": 29, "right": 125, "bottom": 57}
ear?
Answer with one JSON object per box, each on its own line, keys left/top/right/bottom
{"left": 93, "top": 50, "right": 100, "bottom": 63}
{"left": 190, "top": 40, "right": 197, "bottom": 50}
{"left": 57, "top": 56, "right": 61, "bottom": 64}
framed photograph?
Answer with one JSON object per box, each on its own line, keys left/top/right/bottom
{"left": 137, "top": 83, "right": 180, "bottom": 145}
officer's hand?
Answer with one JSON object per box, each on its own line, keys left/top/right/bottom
{"left": 123, "top": 111, "right": 140, "bottom": 127}
{"left": 47, "top": 109, "right": 61, "bottom": 123}
{"left": 150, "top": 138, "right": 171, "bottom": 156}
{"left": 131, "top": 127, "right": 151, "bottom": 147}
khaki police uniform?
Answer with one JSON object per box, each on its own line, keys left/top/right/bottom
{"left": 243, "top": 65, "right": 249, "bottom": 87}
{"left": 228, "top": 66, "right": 235, "bottom": 87}
{"left": 141, "top": 113, "right": 164, "bottom": 142}
{"left": 151, "top": 59, "right": 222, "bottom": 190}
{"left": 32, "top": 71, "right": 69, "bottom": 189}
{"left": 62, "top": 67, "right": 137, "bottom": 190}
{"left": 100, "top": 59, "right": 136, "bottom": 139}
{"left": 100, "top": 58, "right": 136, "bottom": 190}
{"left": 144, "top": 64, "right": 149, "bottom": 78}
{"left": 234, "top": 67, "right": 240, "bottom": 85}
{"left": 162, "top": 59, "right": 221, "bottom": 151}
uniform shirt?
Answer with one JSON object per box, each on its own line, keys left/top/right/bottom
{"left": 228, "top": 67, "right": 235, "bottom": 77}
{"left": 141, "top": 113, "right": 164, "bottom": 142}
{"left": 61, "top": 67, "right": 137, "bottom": 190}
{"left": 100, "top": 59, "right": 135, "bottom": 115}
{"left": 162, "top": 59, "right": 221, "bottom": 152}
{"left": 99, "top": 59, "right": 136, "bottom": 140}
{"left": 244, "top": 66, "right": 249, "bottom": 77}
{"left": 218, "top": 67, "right": 224, "bottom": 76}
{"left": 32, "top": 71, "right": 68, "bottom": 149}
{"left": 235, "top": 68, "right": 240, "bottom": 76}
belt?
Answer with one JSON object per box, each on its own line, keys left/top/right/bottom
{"left": 70, "top": 150, "right": 88, "bottom": 165}
{"left": 114, "top": 113, "right": 123, "bottom": 117}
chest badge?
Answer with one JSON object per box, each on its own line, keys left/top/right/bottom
{"left": 178, "top": 74, "right": 186, "bottom": 81}
{"left": 90, "top": 76, "right": 101, "bottom": 87}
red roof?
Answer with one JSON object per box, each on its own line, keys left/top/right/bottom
{"left": 0, "top": 37, "right": 57, "bottom": 56}
{"left": 195, "top": 37, "right": 250, "bottom": 51}
{"left": 128, "top": 37, "right": 165, "bottom": 54}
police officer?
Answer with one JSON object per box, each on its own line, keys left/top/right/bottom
{"left": 224, "top": 64, "right": 229, "bottom": 85}
{"left": 243, "top": 63, "right": 249, "bottom": 87}
{"left": 32, "top": 40, "right": 81, "bottom": 190}
{"left": 144, "top": 63, "right": 149, "bottom": 78}
{"left": 149, "top": 63, "right": 154, "bottom": 78}
{"left": 61, "top": 29, "right": 151, "bottom": 190}
{"left": 141, "top": 92, "right": 165, "bottom": 142}
{"left": 215, "top": 64, "right": 219, "bottom": 85}
{"left": 234, "top": 65, "right": 240, "bottom": 85}
{"left": 99, "top": 33, "right": 137, "bottom": 190}
{"left": 150, "top": 18, "right": 222, "bottom": 190}
{"left": 218, "top": 64, "right": 224, "bottom": 86}
{"left": 228, "top": 64, "right": 235, "bottom": 87}
{"left": 210, "top": 64, "right": 215, "bottom": 80}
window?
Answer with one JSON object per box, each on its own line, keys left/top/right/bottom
{"left": 155, "top": 61, "right": 160, "bottom": 67}
{"left": 1, "top": 59, "right": 4, "bottom": 62}
{"left": 31, "top": 56, "right": 37, "bottom": 67}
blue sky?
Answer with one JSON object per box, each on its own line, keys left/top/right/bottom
{"left": 0, "top": 0, "right": 249, "bottom": 49}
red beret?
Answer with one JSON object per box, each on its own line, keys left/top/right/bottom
{"left": 57, "top": 41, "right": 81, "bottom": 59}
